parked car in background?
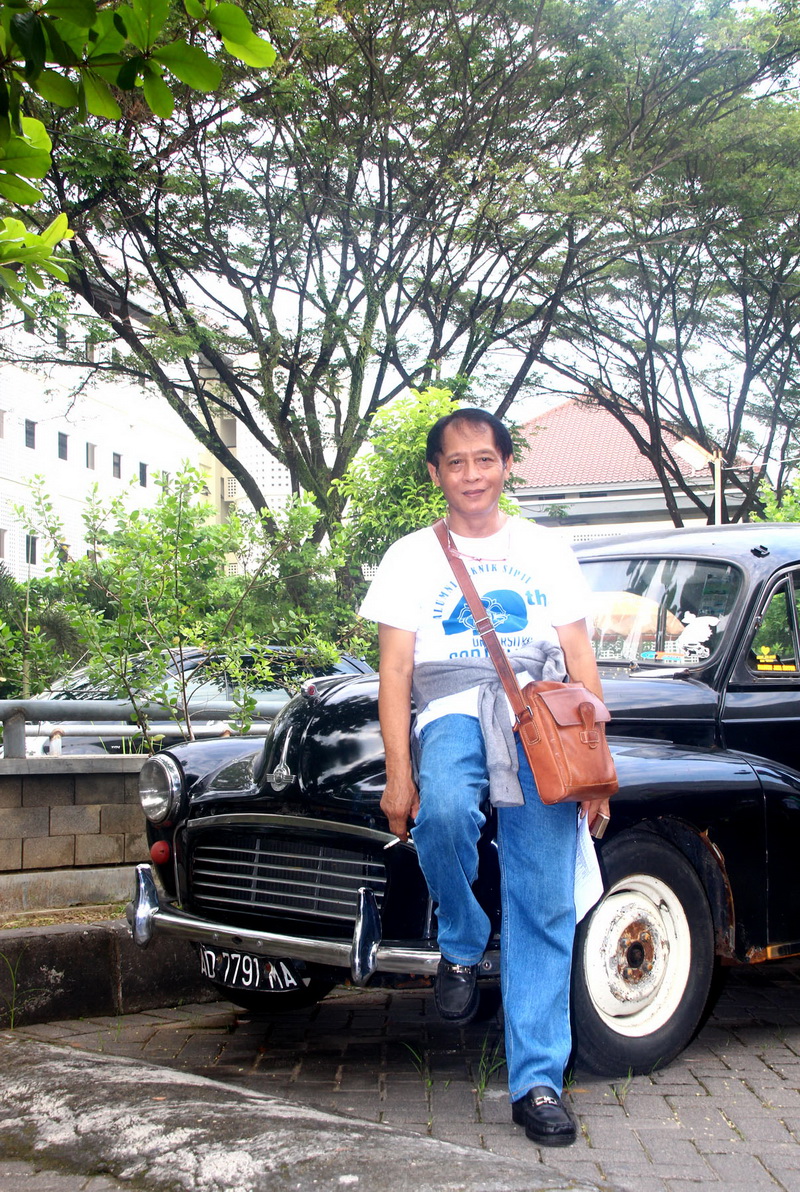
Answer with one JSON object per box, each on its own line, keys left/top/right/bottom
{"left": 16, "top": 647, "right": 373, "bottom": 756}
{"left": 128, "top": 523, "right": 800, "bottom": 1076}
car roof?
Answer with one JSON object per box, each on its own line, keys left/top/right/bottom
{"left": 574, "top": 522, "right": 800, "bottom": 569}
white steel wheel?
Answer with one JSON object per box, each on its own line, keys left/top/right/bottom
{"left": 571, "top": 833, "right": 715, "bottom": 1076}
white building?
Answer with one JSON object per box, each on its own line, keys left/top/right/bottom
{"left": 205, "top": 413, "right": 294, "bottom": 533}
{"left": 0, "top": 360, "right": 208, "bottom": 581}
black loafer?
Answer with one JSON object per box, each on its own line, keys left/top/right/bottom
{"left": 511, "top": 1086, "right": 577, "bottom": 1147}
{"left": 434, "top": 958, "right": 479, "bottom": 1025}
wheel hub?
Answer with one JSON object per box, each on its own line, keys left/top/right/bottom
{"left": 616, "top": 918, "right": 656, "bottom": 984}
{"left": 588, "top": 893, "right": 669, "bottom": 1016}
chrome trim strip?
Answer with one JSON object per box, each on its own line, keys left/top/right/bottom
{"left": 192, "top": 844, "right": 386, "bottom": 871}
{"left": 190, "top": 893, "right": 354, "bottom": 922}
{"left": 185, "top": 813, "right": 397, "bottom": 846}
{"left": 126, "top": 863, "right": 441, "bottom": 976}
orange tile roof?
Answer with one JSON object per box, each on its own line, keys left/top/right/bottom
{"left": 515, "top": 401, "right": 707, "bottom": 487}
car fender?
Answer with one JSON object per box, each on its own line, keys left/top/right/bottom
{"left": 602, "top": 737, "right": 768, "bottom": 961}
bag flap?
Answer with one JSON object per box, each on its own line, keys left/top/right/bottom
{"left": 526, "top": 682, "right": 611, "bottom": 727}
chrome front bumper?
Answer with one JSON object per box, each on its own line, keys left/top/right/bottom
{"left": 126, "top": 863, "right": 451, "bottom": 986}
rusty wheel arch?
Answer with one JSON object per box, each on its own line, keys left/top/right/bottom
{"left": 603, "top": 817, "right": 736, "bottom": 962}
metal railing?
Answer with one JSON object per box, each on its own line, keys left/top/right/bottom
{"left": 0, "top": 697, "right": 289, "bottom": 758}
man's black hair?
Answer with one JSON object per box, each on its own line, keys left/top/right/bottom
{"left": 426, "top": 407, "right": 514, "bottom": 466}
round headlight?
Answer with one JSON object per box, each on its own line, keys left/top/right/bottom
{"left": 139, "top": 755, "right": 183, "bottom": 823}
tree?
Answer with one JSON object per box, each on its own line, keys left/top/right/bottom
{"left": 12, "top": 0, "right": 800, "bottom": 540}
{"left": 334, "top": 387, "right": 453, "bottom": 569}
{"left": 0, "top": 0, "right": 274, "bottom": 307}
{"left": 0, "top": 563, "right": 79, "bottom": 696}
{"left": 751, "top": 475, "right": 800, "bottom": 523}
{"left": 536, "top": 95, "right": 800, "bottom": 524}
{"left": 16, "top": 466, "right": 369, "bottom": 730}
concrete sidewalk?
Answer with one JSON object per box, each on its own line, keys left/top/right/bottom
{"left": 3, "top": 915, "right": 800, "bottom": 1192}
{"left": 0, "top": 1030, "right": 601, "bottom": 1192}
{"left": 5, "top": 967, "right": 800, "bottom": 1192}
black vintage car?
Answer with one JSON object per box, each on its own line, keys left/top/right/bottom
{"left": 128, "top": 522, "right": 800, "bottom": 1077}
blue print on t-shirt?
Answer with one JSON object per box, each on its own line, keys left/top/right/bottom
{"left": 442, "top": 590, "right": 529, "bottom": 636}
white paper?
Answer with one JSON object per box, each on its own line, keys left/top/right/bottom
{"left": 574, "top": 812, "right": 605, "bottom": 922}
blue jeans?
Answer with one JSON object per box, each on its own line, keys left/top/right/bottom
{"left": 412, "top": 714, "right": 577, "bottom": 1099}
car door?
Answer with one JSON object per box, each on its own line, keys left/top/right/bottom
{"left": 721, "top": 567, "right": 800, "bottom": 946}
{"left": 721, "top": 567, "right": 800, "bottom": 770}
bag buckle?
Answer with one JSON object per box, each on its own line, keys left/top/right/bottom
{"left": 578, "top": 701, "right": 599, "bottom": 749}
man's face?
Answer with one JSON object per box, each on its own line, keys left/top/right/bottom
{"left": 427, "top": 420, "right": 513, "bottom": 527}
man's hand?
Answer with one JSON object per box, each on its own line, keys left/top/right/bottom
{"left": 380, "top": 775, "right": 420, "bottom": 841}
{"left": 581, "top": 796, "right": 611, "bottom": 836}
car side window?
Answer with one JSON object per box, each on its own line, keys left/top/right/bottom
{"left": 747, "top": 574, "right": 800, "bottom": 675}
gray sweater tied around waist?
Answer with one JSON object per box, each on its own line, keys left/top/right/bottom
{"left": 411, "top": 641, "right": 567, "bottom": 807}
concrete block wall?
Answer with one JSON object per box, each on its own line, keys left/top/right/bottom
{"left": 0, "top": 758, "right": 149, "bottom": 875}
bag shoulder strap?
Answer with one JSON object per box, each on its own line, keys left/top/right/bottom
{"left": 432, "top": 519, "right": 530, "bottom": 722}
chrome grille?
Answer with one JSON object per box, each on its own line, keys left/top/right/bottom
{"left": 189, "top": 833, "right": 387, "bottom": 924}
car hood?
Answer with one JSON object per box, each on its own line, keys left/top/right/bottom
{"left": 598, "top": 669, "right": 719, "bottom": 726}
{"left": 255, "top": 668, "right": 721, "bottom": 812}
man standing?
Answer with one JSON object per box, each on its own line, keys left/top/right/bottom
{"left": 359, "top": 407, "right": 608, "bottom": 1148}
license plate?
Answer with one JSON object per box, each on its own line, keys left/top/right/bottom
{"left": 198, "top": 946, "right": 302, "bottom": 993}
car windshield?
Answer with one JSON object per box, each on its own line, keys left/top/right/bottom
{"left": 579, "top": 556, "right": 742, "bottom": 667}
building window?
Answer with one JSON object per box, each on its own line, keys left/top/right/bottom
{"left": 0, "top": 529, "right": 5, "bottom": 558}
{"left": 139, "top": 462, "right": 147, "bottom": 487}
{"left": 112, "top": 453, "right": 121, "bottom": 479}
{"left": 25, "top": 419, "right": 36, "bottom": 449}
{"left": 0, "top": 411, "right": 5, "bottom": 438}
{"left": 58, "top": 432, "right": 68, "bottom": 460}
{"left": 25, "top": 534, "right": 37, "bottom": 565}
{"left": 86, "top": 442, "right": 96, "bottom": 470}
{"left": 57, "top": 326, "right": 67, "bottom": 350}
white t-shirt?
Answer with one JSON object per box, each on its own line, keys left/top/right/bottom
{"left": 359, "top": 518, "right": 591, "bottom": 729}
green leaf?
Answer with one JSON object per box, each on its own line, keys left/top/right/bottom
{"left": 42, "top": 0, "right": 97, "bottom": 28}
{"left": 221, "top": 32, "right": 276, "bottom": 69}
{"left": 24, "top": 265, "right": 46, "bottom": 288}
{"left": 183, "top": 0, "right": 205, "bottom": 18}
{"left": 10, "top": 11, "right": 47, "bottom": 79}
{"left": 0, "top": 265, "right": 24, "bottom": 292}
{"left": 40, "top": 212, "right": 73, "bottom": 246}
{"left": 116, "top": 56, "right": 143, "bottom": 90}
{"left": 207, "top": 2, "right": 252, "bottom": 41}
{"left": 38, "top": 258, "right": 71, "bottom": 282}
{"left": 21, "top": 117, "right": 53, "bottom": 152}
{"left": 0, "top": 134, "right": 51, "bottom": 179}
{"left": 0, "top": 173, "right": 44, "bottom": 203}
{"left": 0, "top": 216, "right": 29, "bottom": 240}
{"left": 84, "top": 9, "right": 127, "bottom": 57}
{"left": 143, "top": 67, "right": 174, "bottom": 118}
{"left": 33, "top": 68, "right": 80, "bottom": 108}
{"left": 129, "top": 0, "right": 170, "bottom": 49}
{"left": 82, "top": 72, "right": 122, "bottom": 119}
{"left": 42, "top": 19, "right": 81, "bottom": 68}
{"left": 115, "top": 4, "right": 146, "bottom": 48}
{"left": 152, "top": 41, "right": 221, "bottom": 90}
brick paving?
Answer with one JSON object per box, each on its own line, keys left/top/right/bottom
{"left": 13, "top": 957, "right": 800, "bottom": 1192}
